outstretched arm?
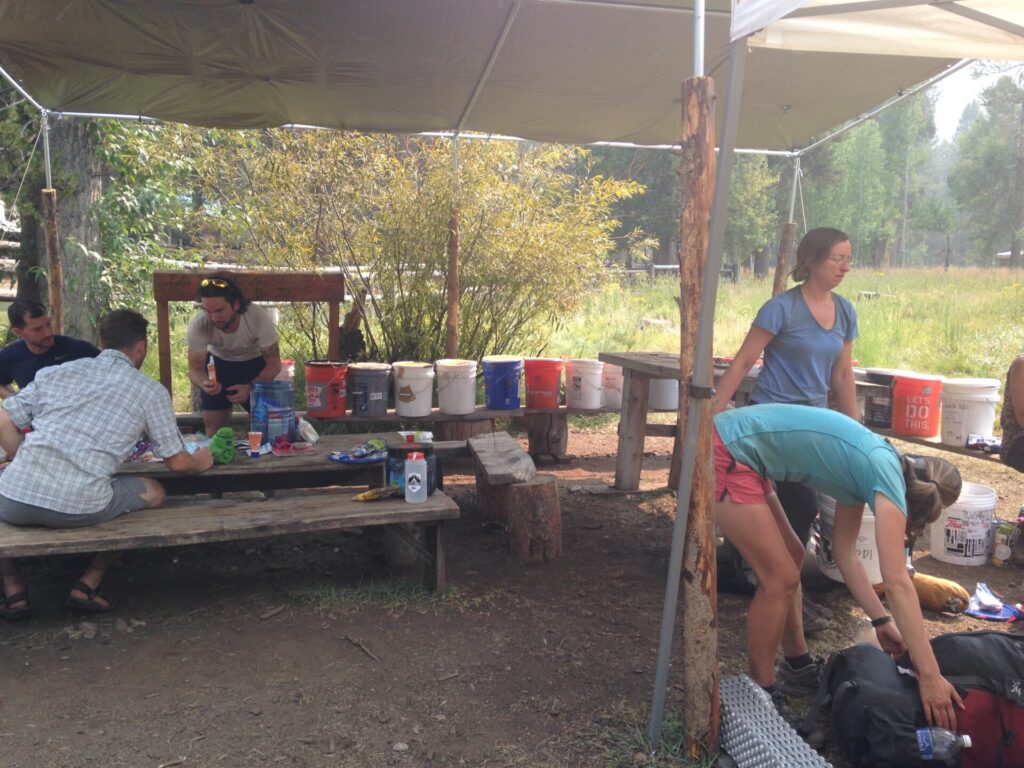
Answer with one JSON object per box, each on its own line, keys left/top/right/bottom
{"left": 873, "top": 494, "right": 963, "bottom": 730}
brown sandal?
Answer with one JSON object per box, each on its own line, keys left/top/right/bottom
{"left": 66, "top": 580, "right": 115, "bottom": 614}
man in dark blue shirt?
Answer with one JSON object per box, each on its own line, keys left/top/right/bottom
{"left": 0, "top": 299, "right": 100, "bottom": 397}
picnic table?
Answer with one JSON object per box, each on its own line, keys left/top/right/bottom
{"left": 598, "top": 351, "right": 1001, "bottom": 492}
{"left": 0, "top": 432, "right": 466, "bottom": 591}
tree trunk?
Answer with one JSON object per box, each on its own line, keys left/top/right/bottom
{"left": 45, "top": 119, "right": 105, "bottom": 342}
{"left": 435, "top": 420, "right": 494, "bottom": 441}
{"left": 524, "top": 412, "right": 568, "bottom": 460}
{"left": 445, "top": 209, "right": 460, "bottom": 357}
{"left": 753, "top": 247, "right": 768, "bottom": 279}
{"left": 773, "top": 221, "right": 796, "bottom": 297}
{"left": 672, "top": 75, "right": 719, "bottom": 760}
{"left": 15, "top": 212, "right": 44, "bottom": 308}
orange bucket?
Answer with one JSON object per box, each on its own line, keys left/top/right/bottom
{"left": 304, "top": 361, "right": 348, "bottom": 418}
{"left": 524, "top": 358, "right": 563, "bottom": 409}
{"left": 891, "top": 374, "right": 943, "bottom": 437}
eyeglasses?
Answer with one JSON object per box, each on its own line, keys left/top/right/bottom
{"left": 827, "top": 256, "right": 854, "bottom": 267}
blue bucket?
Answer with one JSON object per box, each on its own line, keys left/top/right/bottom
{"left": 251, "top": 381, "right": 296, "bottom": 443}
{"left": 482, "top": 355, "right": 524, "bottom": 410}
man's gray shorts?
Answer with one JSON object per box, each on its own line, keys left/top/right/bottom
{"left": 0, "top": 477, "right": 149, "bottom": 528}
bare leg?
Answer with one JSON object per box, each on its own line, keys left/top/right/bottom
{"left": 202, "top": 408, "right": 232, "bottom": 437}
{"left": 765, "top": 492, "right": 810, "bottom": 658}
{"left": 0, "top": 557, "right": 27, "bottom": 610}
{"left": 717, "top": 496, "right": 802, "bottom": 687}
{"left": 69, "top": 551, "right": 120, "bottom": 609}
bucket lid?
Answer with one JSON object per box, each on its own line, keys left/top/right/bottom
{"left": 349, "top": 362, "right": 391, "bottom": 372}
{"left": 393, "top": 361, "right": 433, "bottom": 371}
{"left": 942, "top": 377, "right": 1001, "bottom": 391}
{"left": 525, "top": 357, "right": 562, "bottom": 364}
{"left": 482, "top": 354, "right": 523, "bottom": 364}
{"left": 436, "top": 358, "right": 477, "bottom": 368}
{"left": 893, "top": 372, "right": 944, "bottom": 384}
{"left": 306, "top": 360, "right": 347, "bottom": 368}
{"left": 568, "top": 358, "right": 602, "bottom": 365}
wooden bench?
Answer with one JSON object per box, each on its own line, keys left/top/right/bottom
{"left": 0, "top": 488, "right": 459, "bottom": 592}
{"left": 469, "top": 431, "right": 561, "bottom": 562}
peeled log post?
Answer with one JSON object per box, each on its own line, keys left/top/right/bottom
{"left": 40, "top": 189, "right": 64, "bottom": 333}
{"left": 773, "top": 221, "right": 797, "bottom": 297}
{"left": 674, "top": 76, "right": 720, "bottom": 760}
{"left": 505, "top": 474, "right": 561, "bottom": 562}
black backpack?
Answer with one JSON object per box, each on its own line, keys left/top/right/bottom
{"left": 801, "top": 633, "right": 1024, "bottom": 768}
{"left": 804, "top": 644, "right": 929, "bottom": 767}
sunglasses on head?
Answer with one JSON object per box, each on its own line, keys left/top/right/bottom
{"left": 200, "top": 277, "right": 237, "bottom": 297}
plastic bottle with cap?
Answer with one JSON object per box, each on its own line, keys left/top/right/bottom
{"left": 404, "top": 451, "right": 427, "bottom": 504}
{"left": 916, "top": 727, "right": 971, "bottom": 762}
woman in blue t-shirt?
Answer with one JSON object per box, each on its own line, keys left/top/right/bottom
{"left": 714, "top": 404, "right": 964, "bottom": 730}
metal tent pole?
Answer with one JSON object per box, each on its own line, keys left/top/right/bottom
{"left": 648, "top": 37, "right": 749, "bottom": 753}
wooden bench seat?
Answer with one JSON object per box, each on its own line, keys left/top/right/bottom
{"left": 0, "top": 489, "right": 460, "bottom": 591}
{"left": 469, "top": 432, "right": 561, "bottom": 562}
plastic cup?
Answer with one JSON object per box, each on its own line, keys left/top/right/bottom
{"left": 247, "top": 431, "right": 262, "bottom": 458}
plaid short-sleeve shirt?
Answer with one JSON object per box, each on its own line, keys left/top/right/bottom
{"left": 0, "top": 349, "right": 187, "bottom": 514}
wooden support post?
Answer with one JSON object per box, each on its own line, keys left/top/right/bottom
{"left": 773, "top": 221, "right": 797, "bottom": 297}
{"left": 613, "top": 369, "right": 650, "bottom": 491}
{"left": 524, "top": 412, "right": 568, "bottom": 460}
{"left": 40, "top": 189, "right": 63, "bottom": 333}
{"left": 675, "top": 76, "right": 719, "bottom": 759}
{"left": 424, "top": 522, "right": 445, "bottom": 592}
{"left": 435, "top": 420, "right": 494, "bottom": 442}
{"left": 157, "top": 299, "right": 173, "bottom": 393}
{"left": 445, "top": 209, "right": 460, "bottom": 358}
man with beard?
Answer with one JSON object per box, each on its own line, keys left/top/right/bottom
{"left": 0, "top": 299, "right": 99, "bottom": 397}
{"left": 187, "top": 275, "right": 281, "bottom": 437}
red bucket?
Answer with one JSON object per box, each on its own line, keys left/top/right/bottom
{"left": 891, "top": 374, "right": 943, "bottom": 437}
{"left": 524, "top": 358, "right": 563, "bottom": 409}
{"left": 304, "top": 361, "right": 348, "bottom": 418}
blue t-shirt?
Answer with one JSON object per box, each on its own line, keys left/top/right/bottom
{"left": 714, "top": 404, "right": 906, "bottom": 515}
{"left": 749, "top": 287, "right": 858, "bottom": 408}
{"left": 0, "top": 335, "right": 100, "bottom": 390}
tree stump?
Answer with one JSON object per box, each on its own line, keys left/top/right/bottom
{"left": 435, "top": 420, "right": 495, "bottom": 441}
{"left": 504, "top": 474, "right": 562, "bottom": 562}
{"left": 524, "top": 412, "right": 568, "bottom": 460}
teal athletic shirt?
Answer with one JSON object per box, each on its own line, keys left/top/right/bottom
{"left": 714, "top": 404, "right": 907, "bottom": 516}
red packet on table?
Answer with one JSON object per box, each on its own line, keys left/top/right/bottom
{"left": 270, "top": 438, "right": 316, "bottom": 457}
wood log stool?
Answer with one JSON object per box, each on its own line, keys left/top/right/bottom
{"left": 469, "top": 431, "right": 562, "bottom": 562}
{"left": 523, "top": 412, "right": 569, "bottom": 463}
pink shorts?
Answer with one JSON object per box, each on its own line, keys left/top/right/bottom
{"left": 714, "top": 428, "right": 773, "bottom": 504}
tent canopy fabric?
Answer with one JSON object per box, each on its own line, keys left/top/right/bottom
{"left": 733, "top": 0, "right": 1024, "bottom": 60}
{"left": 0, "top": 0, "right": 959, "bottom": 150}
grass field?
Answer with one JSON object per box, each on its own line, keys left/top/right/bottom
{"left": 548, "top": 267, "right": 1024, "bottom": 382}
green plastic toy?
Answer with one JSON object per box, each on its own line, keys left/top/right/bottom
{"left": 209, "top": 427, "right": 237, "bottom": 464}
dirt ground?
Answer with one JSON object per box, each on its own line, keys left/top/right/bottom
{"left": 1, "top": 425, "right": 1022, "bottom": 768}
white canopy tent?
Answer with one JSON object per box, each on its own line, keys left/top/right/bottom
{"left": 648, "top": 0, "right": 1024, "bottom": 752}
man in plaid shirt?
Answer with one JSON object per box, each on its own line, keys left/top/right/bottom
{"left": 0, "top": 310, "right": 213, "bottom": 619}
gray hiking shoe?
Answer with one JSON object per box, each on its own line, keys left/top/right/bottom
{"left": 777, "top": 657, "right": 823, "bottom": 698}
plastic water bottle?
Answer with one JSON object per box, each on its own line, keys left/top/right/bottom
{"left": 916, "top": 727, "right": 971, "bottom": 762}
{"left": 404, "top": 451, "right": 427, "bottom": 504}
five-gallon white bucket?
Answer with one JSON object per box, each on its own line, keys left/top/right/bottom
{"left": 929, "top": 481, "right": 996, "bottom": 566}
{"left": 566, "top": 359, "right": 604, "bottom": 410}
{"left": 649, "top": 378, "right": 679, "bottom": 411}
{"left": 393, "top": 361, "right": 435, "bottom": 417}
{"left": 435, "top": 359, "right": 477, "bottom": 415}
{"left": 815, "top": 494, "right": 882, "bottom": 586}
{"left": 940, "top": 378, "right": 1001, "bottom": 446}
{"left": 602, "top": 364, "right": 624, "bottom": 410}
